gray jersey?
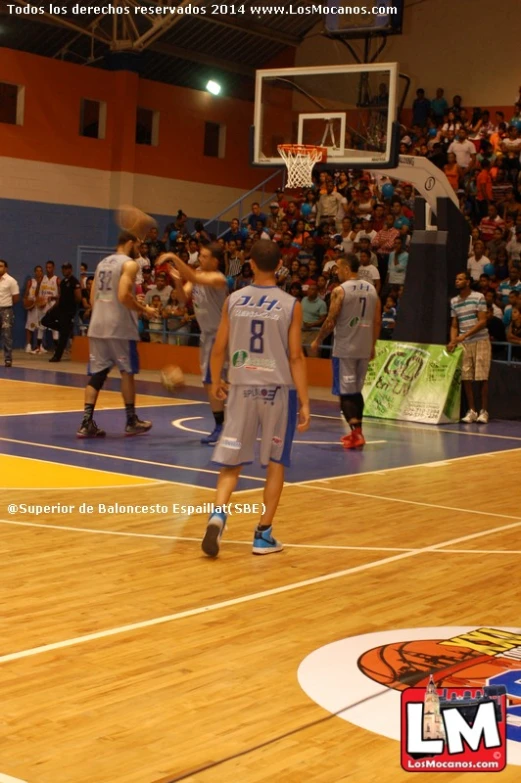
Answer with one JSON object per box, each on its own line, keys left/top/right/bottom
{"left": 88, "top": 254, "right": 139, "bottom": 340}
{"left": 228, "top": 284, "right": 296, "bottom": 386}
{"left": 192, "top": 275, "right": 227, "bottom": 336}
{"left": 333, "top": 279, "right": 378, "bottom": 359}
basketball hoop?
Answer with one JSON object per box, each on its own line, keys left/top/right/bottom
{"left": 277, "top": 144, "right": 327, "bottom": 188}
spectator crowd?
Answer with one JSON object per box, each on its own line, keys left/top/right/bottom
{"left": 4, "top": 86, "right": 521, "bottom": 368}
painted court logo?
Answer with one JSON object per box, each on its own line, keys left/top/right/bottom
{"left": 401, "top": 676, "right": 507, "bottom": 772}
{"left": 297, "top": 627, "right": 521, "bottom": 768}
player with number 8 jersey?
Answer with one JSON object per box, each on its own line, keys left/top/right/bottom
{"left": 200, "top": 240, "right": 310, "bottom": 558}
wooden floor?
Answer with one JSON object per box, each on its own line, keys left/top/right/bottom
{"left": 1, "top": 375, "right": 520, "bottom": 781}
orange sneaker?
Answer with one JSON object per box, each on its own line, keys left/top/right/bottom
{"left": 341, "top": 430, "right": 366, "bottom": 449}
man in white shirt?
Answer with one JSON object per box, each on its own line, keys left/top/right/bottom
{"left": 136, "top": 242, "right": 151, "bottom": 284}
{"left": 448, "top": 128, "right": 476, "bottom": 170}
{"left": 507, "top": 227, "right": 521, "bottom": 262}
{"left": 0, "top": 259, "right": 21, "bottom": 367}
{"left": 357, "top": 249, "right": 381, "bottom": 294}
{"left": 354, "top": 217, "right": 377, "bottom": 246}
{"left": 468, "top": 240, "right": 491, "bottom": 282}
{"left": 356, "top": 237, "right": 379, "bottom": 267}
{"left": 337, "top": 217, "right": 355, "bottom": 254}
{"left": 188, "top": 239, "right": 200, "bottom": 267}
{"left": 144, "top": 272, "right": 173, "bottom": 307}
{"left": 316, "top": 180, "right": 344, "bottom": 226}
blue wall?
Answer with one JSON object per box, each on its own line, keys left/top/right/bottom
{"left": 0, "top": 198, "right": 198, "bottom": 348}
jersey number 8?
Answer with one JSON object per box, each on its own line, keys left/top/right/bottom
{"left": 250, "top": 320, "right": 264, "bottom": 353}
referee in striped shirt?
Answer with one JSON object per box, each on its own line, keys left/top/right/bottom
{"left": 225, "top": 240, "right": 243, "bottom": 280}
{"left": 448, "top": 271, "right": 491, "bottom": 423}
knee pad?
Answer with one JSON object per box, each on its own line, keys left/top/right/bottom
{"left": 88, "top": 367, "right": 110, "bottom": 391}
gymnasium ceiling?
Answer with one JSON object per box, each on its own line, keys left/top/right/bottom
{"left": 0, "top": 0, "right": 323, "bottom": 99}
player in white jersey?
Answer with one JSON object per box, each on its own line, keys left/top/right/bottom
{"left": 23, "top": 265, "right": 45, "bottom": 353}
{"left": 39, "top": 260, "right": 60, "bottom": 344}
{"left": 199, "top": 241, "right": 310, "bottom": 558}
{"left": 76, "top": 230, "right": 160, "bottom": 438}
{"left": 311, "top": 254, "right": 381, "bottom": 450}
{"left": 161, "top": 243, "right": 228, "bottom": 445}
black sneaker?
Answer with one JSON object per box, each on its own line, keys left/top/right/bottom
{"left": 76, "top": 419, "right": 106, "bottom": 439}
{"left": 125, "top": 417, "right": 152, "bottom": 436}
{"left": 49, "top": 356, "right": 60, "bottom": 363}
{"left": 5, "top": 360, "right": 12, "bottom": 367}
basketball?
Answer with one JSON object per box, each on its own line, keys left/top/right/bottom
{"left": 116, "top": 205, "right": 157, "bottom": 241}
{"left": 160, "top": 364, "right": 185, "bottom": 392}
{"left": 359, "top": 638, "right": 521, "bottom": 692}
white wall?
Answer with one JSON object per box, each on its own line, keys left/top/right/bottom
{"left": 297, "top": 0, "right": 518, "bottom": 108}
{"left": 0, "top": 156, "right": 275, "bottom": 220}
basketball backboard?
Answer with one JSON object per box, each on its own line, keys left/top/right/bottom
{"left": 253, "top": 62, "right": 399, "bottom": 169}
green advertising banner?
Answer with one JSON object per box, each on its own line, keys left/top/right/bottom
{"left": 362, "top": 341, "right": 463, "bottom": 424}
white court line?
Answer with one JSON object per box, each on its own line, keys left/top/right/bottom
{"left": 311, "top": 412, "right": 521, "bottom": 441}
{"left": 0, "top": 518, "right": 414, "bottom": 553}
{"left": 0, "top": 773, "right": 29, "bottom": 782}
{"left": 296, "top": 482, "right": 521, "bottom": 523}
{"left": 0, "top": 436, "right": 264, "bottom": 484}
{"left": 286, "top": 444, "right": 521, "bottom": 486}
{"left": 171, "top": 416, "right": 386, "bottom": 446}
{"left": 0, "top": 401, "right": 202, "bottom": 417}
{"left": 430, "top": 549, "right": 521, "bottom": 555}
{"left": 2, "top": 517, "right": 521, "bottom": 665}
{"left": 8, "top": 484, "right": 167, "bottom": 491}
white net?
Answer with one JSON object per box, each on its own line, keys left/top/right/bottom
{"left": 277, "top": 145, "right": 326, "bottom": 188}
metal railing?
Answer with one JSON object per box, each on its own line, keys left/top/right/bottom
{"left": 203, "top": 168, "right": 286, "bottom": 239}
{"left": 490, "top": 341, "right": 521, "bottom": 364}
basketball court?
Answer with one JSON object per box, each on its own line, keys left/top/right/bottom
{"left": 1, "top": 1, "right": 518, "bottom": 777}
{"left": 1, "top": 355, "right": 520, "bottom": 783}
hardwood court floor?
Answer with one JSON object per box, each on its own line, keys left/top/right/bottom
{"left": 1, "top": 363, "right": 520, "bottom": 781}
{"left": 1, "top": 454, "right": 521, "bottom": 783}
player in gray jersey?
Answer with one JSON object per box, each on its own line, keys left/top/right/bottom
{"left": 161, "top": 243, "right": 228, "bottom": 445}
{"left": 311, "top": 254, "right": 381, "bottom": 450}
{"left": 199, "top": 241, "right": 310, "bottom": 558}
{"left": 76, "top": 230, "right": 160, "bottom": 439}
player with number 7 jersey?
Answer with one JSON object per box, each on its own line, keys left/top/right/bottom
{"left": 311, "top": 253, "right": 381, "bottom": 450}
{"left": 201, "top": 240, "right": 310, "bottom": 558}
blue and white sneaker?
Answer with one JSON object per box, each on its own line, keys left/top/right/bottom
{"left": 201, "top": 512, "right": 227, "bottom": 558}
{"left": 201, "top": 424, "right": 223, "bottom": 446}
{"left": 252, "top": 526, "right": 283, "bottom": 556}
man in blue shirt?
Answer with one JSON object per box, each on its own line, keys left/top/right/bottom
{"left": 431, "top": 87, "right": 448, "bottom": 121}
{"left": 246, "top": 202, "right": 267, "bottom": 231}
{"left": 498, "top": 265, "right": 521, "bottom": 305}
{"left": 391, "top": 201, "right": 411, "bottom": 230}
{"left": 412, "top": 88, "right": 431, "bottom": 128}
{"left": 222, "top": 218, "right": 247, "bottom": 244}
{"left": 387, "top": 237, "right": 409, "bottom": 286}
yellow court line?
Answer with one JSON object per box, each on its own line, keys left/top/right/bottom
{"left": 0, "top": 377, "right": 199, "bottom": 406}
{"left": 0, "top": 453, "right": 159, "bottom": 489}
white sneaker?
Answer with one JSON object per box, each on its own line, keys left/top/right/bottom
{"left": 477, "top": 409, "right": 489, "bottom": 424}
{"left": 38, "top": 347, "right": 48, "bottom": 354}
{"left": 25, "top": 344, "right": 32, "bottom": 353}
{"left": 461, "top": 409, "right": 478, "bottom": 423}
